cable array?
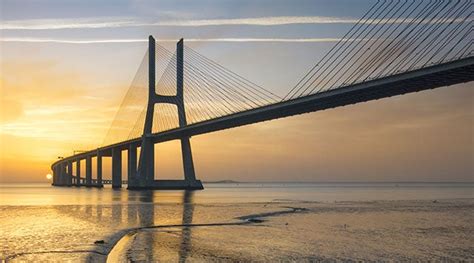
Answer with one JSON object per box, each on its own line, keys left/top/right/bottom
{"left": 183, "top": 46, "right": 281, "bottom": 120}
{"left": 102, "top": 51, "right": 148, "bottom": 146}
{"left": 145, "top": 44, "right": 281, "bottom": 134}
{"left": 103, "top": 42, "right": 281, "bottom": 144}
{"left": 283, "top": 0, "right": 473, "bottom": 100}
{"left": 100, "top": 0, "right": 472, "bottom": 148}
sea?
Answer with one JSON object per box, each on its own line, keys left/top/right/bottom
{"left": 1, "top": 182, "right": 473, "bottom": 261}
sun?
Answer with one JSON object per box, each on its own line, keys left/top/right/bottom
{"left": 46, "top": 174, "right": 53, "bottom": 180}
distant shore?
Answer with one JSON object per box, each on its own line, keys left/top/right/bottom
{"left": 203, "top": 180, "right": 474, "bottom": 184}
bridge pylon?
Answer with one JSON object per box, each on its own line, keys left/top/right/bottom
{"left": 128, "top": 36, "right": 204, "bottom": 190}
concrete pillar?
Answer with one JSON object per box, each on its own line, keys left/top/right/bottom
{"left": 97, "top": 151, "right": 103, "bottom": 187}
{"left": 53, "top": 166, "right": 57, "bottom": 185}
{"left": 60, "top": 162, "right": 66, "bottom": 186}
{"left": 177, "top": 39, "right": 197, "bottom": 183}
{"left": 56, "top": 164, "right": 61, "bottom": 186}
{"left": 176, "top": 38, "right": 186, "bottom": 127}
{"left": 136, "top": 139, "right": 154, "bottom": 187}
{"left": 130, "top": 37, "right": 202, "bottom": 190}
{"left": 144, "top": 139, "right": 154, "bottom": 184}
{"left": 86, "top": 156, "right": 92, "bottom": 186}
{"left": 112, "top": 148, "right": 122, "bottom": 188}
{"left": 138, "top": 35, "right": 156, "bottom": 187}
{"left": 67, "top": 162, "right": 73, "bottom": 186}
{"left": 181, "top": 138, "right": 197, "bottom": 182}
{"left": 63, "top": 163, "right": 68, "bottom": 185}
{"left": 76, "top": 160, "right": 81, "bottom": 186}
{"left": 52, "top": 166, "right": 57, "bottom": 186}
{"left": 128, "top": 144, "right": 137, "bottom": 184}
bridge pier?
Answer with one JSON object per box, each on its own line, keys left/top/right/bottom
{"left": 52, "top": 165, "right": 58, "bottom": 186}
{"left": 76, "top": 159, "right": 81, "bottom": 186}
{"left": 67, "top": 161, "right": 73, "bottom": 186}
{"left": 143, "top": 138, "right": 155, "bottom": 185}
{"left": 56, "top": 153, "right": 104, "bottom": 188}
{"left": 176, "top": 39, "right": 201, "bottom": 188}
{"left": 112, "top": 148, "right": 122, "bottom": 189}
{"left": 129, "top": 36, "right": 203, "bottom": 190}
{"left": 60, "top": 162, "right": 67, "bottom": 186}
{"left": 53, "top": 162, "right": 67, "bottom": 186}
{"left": 86, "top": 156, "right": 92, "bottom": 186}
{"left": 96, "top": 151, "right": 103, "bottom": 187}
{"left": 56, "top": 166, "right": 60, "bottom": 185}
{"left": 128, "top": 144, "right": 137, "bottom": 185}
{"left": 181, "top": 137, "right": 197, "bottom": 184}
{"left": 63, "top": 163, "right": 69, "bottom": 186}
{"left": 53, "top": 165, "right": 57, "bottom": 185}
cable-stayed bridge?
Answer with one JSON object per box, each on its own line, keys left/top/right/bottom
{"left": 51, "top": 0, "right": 473, "bottom": 190}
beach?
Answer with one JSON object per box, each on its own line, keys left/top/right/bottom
{"left": 1, "top": 183, "right": 473, "bottom": 261}
{"left": 107, "top": 199, "right": 474, "bottom": 261}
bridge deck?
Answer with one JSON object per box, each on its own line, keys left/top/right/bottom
{"left": 52, "top": 56, "right": 474, "bottom": 168}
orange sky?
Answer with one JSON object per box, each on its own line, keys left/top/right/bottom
{"left": 0, "top": 54, "right": 472, "bottom": 182}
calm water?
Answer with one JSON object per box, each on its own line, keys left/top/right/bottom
{"left": 1, "top": 182, "right": 473, "bottom": 206}
{"left": 1, "top": 182, "right": 473, "bottom": 261}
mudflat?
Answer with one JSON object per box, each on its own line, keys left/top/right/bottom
{"left": 2, "top": 183, "right": 472, "bottom": 261}
{"left": 110, "top": 199, "right": 474, "bottom": 261}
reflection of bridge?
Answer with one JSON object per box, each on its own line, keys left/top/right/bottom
{"left": 51, "top": 0, "right": 473, "bottom": 190}
{"left": 52, "top": 190, "right": 195, "bottom": 261}
{"left": 72, "top": 176, "right": 126, "bottom": 185}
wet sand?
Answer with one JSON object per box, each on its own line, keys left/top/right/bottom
{"left": 2, "top": 183, "right": 473, "bottom": 261}
{"left": 106, "top": 199, "right": 474, "bottom": 262}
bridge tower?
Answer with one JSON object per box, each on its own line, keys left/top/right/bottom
{"left": 128, "top": 36, "right": 204, "bottom": 190}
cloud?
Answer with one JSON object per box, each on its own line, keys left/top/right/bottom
{"left": 0, "top": 37, "right": 146, "bottom": 44}
{"left": 0, "top": 37, "right": 355, "bottom": 44}
{"left": 0, "top": 16, "right": 356, "bottom": 30}
{"left": 1, "top": 16, "right": 469, "bottom": 30}
{"left": 154, "top": 16, "right": 360, "bottom": 27}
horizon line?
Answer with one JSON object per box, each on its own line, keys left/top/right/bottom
{"left": 1, "top": 180, "right": 473, "bottom": 184}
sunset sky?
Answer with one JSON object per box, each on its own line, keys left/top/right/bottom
{"left": 1, "top": 0, "right": 472, "bottom": 183}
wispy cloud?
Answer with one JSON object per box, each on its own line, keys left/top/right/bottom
{"left": 0, "top": 37, "right": 146, "bottom": 44}
{"left": 155, "top": 16, "right": 360, "bottom": 26}
{"left": 0, "top": 37, "right": 352, "bottom": 44}
{"left": 0, "top": 16, "right": 359, "bottom": 30}
{"left": 1, "top": 17, "right": 136, "bottom": 30}
{"left": 1, "top": 16, "right": 468, "bottom": 30}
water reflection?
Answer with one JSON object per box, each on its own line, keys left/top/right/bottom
{"left": 137, "top": 191, "right": 156, "bottom": 262}
{"left": 138, "top": 190, "right": 195, "bottom": 262}
{"left": 47, "top": 189, "right": 196, "bottom": 261}
{"left": 179, "top": 190, "right": 195, "bottom": 263}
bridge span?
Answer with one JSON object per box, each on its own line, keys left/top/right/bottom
{"left": 51, "top": 0, "right": 473, "bottom": 190}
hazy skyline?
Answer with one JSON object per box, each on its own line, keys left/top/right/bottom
{"left": 1, "top": 0, "right": 472, "bottom": 183}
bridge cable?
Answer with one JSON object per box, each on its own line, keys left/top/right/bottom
{"left": 282, "top": 0, "right": 384, "bottom": 100}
